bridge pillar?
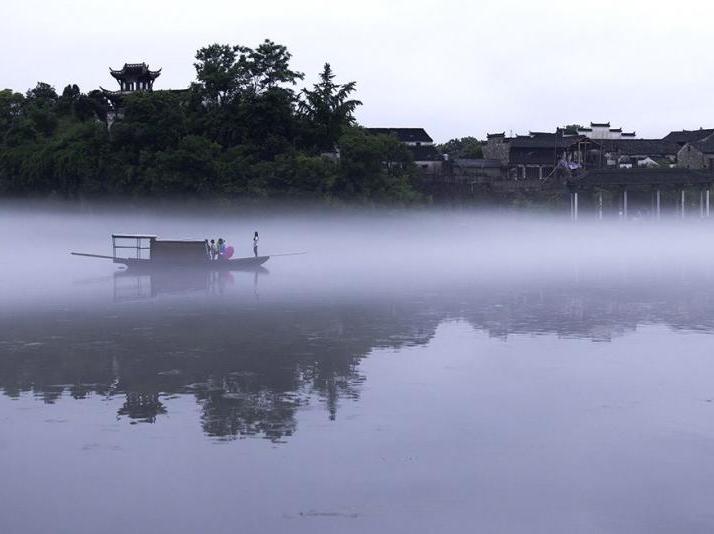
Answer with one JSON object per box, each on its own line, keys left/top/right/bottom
{"left": 598, "top": 191, "right": 603, "bottom": 220}
{"left": 569, "top": 192, "right": 579, "bottom": 221}
{"left": 574, "top": 192, "right": 579, "bottom": 221}
{"left": 623, "top": 189, "right": 628, "bottom": 220}
{"left": 656, "top": 189, "right": 661, "bottom": 220}
{"left": 681, "top": 189, "right": 686, "bottom": 219}
{"left": 701, "top": 189, "right": 705, "bottom": 218}
{"left": 707, "top": 189, "right": 711, "bottom": 218}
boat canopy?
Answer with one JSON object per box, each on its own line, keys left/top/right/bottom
{"left": 111, "top": 234, "right": 210, "bottom": 262}
{"left": 112, "top": 234, "right": 158, "bottom": 239}
{"left": 150, "top": 240, "right": 210, "bottom": 263}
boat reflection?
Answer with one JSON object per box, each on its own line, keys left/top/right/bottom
{"left": 113, "top": 267, "right": 268, "bottom": 301}
{"left": 4, "top": 267, "right": 714, "bottom": 441}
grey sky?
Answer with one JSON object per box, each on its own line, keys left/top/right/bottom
{"left": 3, "top": 0, "right": 713, "bottom": 142}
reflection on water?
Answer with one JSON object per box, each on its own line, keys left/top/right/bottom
{"left": 5, "top": 208, "right": 714, "bottom": 533}
{"left": 3, "top": 266, "right": 714, "bottom": 441}
{"left": 113, "top": 268, "right": 267, "bottom": 301}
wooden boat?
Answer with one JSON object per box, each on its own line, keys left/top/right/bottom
{"left": 72, "top": 234, "right": 269, "bottom": 271}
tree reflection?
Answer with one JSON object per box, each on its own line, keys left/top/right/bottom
{"left": 3, "top": 268, "right": 714, "bottom": 441}
{"left": 118, "top": 392, "right": 167, "bottom": 424}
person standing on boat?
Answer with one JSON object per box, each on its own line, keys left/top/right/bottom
{"left": 209, "top": 239, "right": 217, "bottom": 260}
{"left": 253, "top": 231, "right": 259, "bottom": 257}
{"left": 217, "top": 238, "right": 226, "bottom": 259}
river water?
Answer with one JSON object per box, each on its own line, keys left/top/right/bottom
{"left": 2, "top": 204, "right": 714, "bottom": 533}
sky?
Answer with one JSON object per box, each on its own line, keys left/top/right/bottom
{"left": 2, "top": 0, "right": 714, "bottom": 142}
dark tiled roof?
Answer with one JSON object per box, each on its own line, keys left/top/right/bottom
{"left": 691, "top": 134, "right": 714, "bottom": 154}
{"left": 591, "top": 122, "right": 610, "bottom": 127}
{"left": 486, "top": 132, "right": 506, "bottom": 139}
{"left": 509, "top": 133, "right": 594, "bottom": 149}
{"left": 600, "top": 139, "right": 679, "bottom": 156}
{"left": 662, "top": 129, "right": 714, "bottom": 145}
{"left": 609, "top": 128, "right": 622, "bottom": 133}
{"left": 409, "top": 145, "right": 442, "bottom": 162}
{"left": 365, "top": 128, "right": 433, "bottom": 143}
{"left": 110, "top": 62, "right": 161, "bottom": 79}
{"left": 556, "top": 127, "right": 580, "bottom": 136}
{"left": 509, "top": 148, "right": 565, "bottom": 165}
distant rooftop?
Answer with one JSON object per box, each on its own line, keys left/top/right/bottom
{"left": 663, "top": 128, "right": 714, "bottom": 145}
{"left": 598, "top": 139, "right": 679, "bottom": 156}
{"left": 691, "top": 133, "right": 714, "bottom": 154}
{"left": 110, "top": 62, "right": 161, "bottom": 80}
{"left": 508, "top": 132, "right": 596, "bottom": 149}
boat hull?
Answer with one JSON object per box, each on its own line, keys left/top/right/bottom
{"left": 115, "top": 255, "right": 270, "bottom": 272}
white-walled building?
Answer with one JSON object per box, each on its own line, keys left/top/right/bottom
{"left": 577, "top": 122, "right": 636, "bottom": 140}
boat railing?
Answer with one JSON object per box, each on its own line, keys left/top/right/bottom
{"left": 111, "top": 234, "right": 157, "bottom": 260}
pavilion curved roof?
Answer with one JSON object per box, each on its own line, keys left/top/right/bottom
{"left": 110, "top": 63, "right": 162, "bottom": 80}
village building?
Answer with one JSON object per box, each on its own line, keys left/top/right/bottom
{"left": 677, "top": 134, "right": 714, "bottom": 171}
{"left": 434, "top": 158, "right": 502, "bottom": 188}
{"left": 663, "top": 128, "right": 714, "bottom": 148}
{"left": 100, "top": 62, "right": 162, "bottom": 125}
{"left": 482, "top": 131, "right": 599, "bottom": 180}
{"left": 598, "top": 139, "right": 678, "bottom": 169}
{"left": 100, "top": 63, "right": 161, "bottom": 102}
{"left": 576, "top": 122, "right": 636, "bottom": 140}
{"left": 448, "top": 158, "right": 502, "bottom": 180}
{"left": 364, "top": 128, "right": 443, "bottom": 174}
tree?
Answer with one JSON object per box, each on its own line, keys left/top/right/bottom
{"left": 336, "top": 128, "right": 418, "bottom": 201}
{"left": 150, "top": 135, "right": 222, "bottom": 195}
{"left": 194, "top": 44, "right": 241, "bottom": 104}
{"left": 240, "top": 39, "right": 304, "bottom": 94}
{"left": 0, "top": 39, "right": 422, "bottom": 202}
{"left": 57, "top": 84, "right": 95, "bottom": 120}
{"left": 194, "top": 39, "right": 304, "bottom": 104}
{"left": 438, "top": 137, "right": 483, "bottom": 159}
{"left": 26, "top": 82, "right": 58, "bottom": 105}
{"left": 111, "top": 91, "right": 187, "bottom": 152}
{"left": 60, "top": 84, "right": 81, "bottom": 105}
{"left": 299, "top": 63, "right": 361, "bottom": 150}
{"left": 561, "top": 124, "right": 583, "bottom": 134}
{"left": 0, "top": 89, "right": 25, "bottom": 136}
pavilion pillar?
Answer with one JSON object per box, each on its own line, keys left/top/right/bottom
{"left": 623, "top": 189, "right": 628, "bottom": 220}
{"left": 681, "top": 189, "right": 686, "bottom": 219}
{"left": 707, "top": 189, "right": 711, "bottom": 218}
{"left": 701, "top": 189, "right": 705, "bottom": 218}
{"left": 656, "top": 189, "right": 661, "bottom": 220}
{"left": 598, "top": 191, "right": 603, "bottom": 220}
{"left": 574, "top": 192, "right": 579, "bottom": 221}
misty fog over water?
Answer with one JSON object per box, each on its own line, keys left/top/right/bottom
{"left": 3, "top": 203, "right": 714, "bottom": 533}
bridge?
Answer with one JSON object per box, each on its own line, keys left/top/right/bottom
{"left": 567, "top": 168, "right": 714, "bottom": 220}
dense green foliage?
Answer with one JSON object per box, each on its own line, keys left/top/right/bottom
{"left": 0, "top": 40, "right": 419, "bottom": 201}
{"left": 437, "top": 136, "right": 483, "bottom": 159}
